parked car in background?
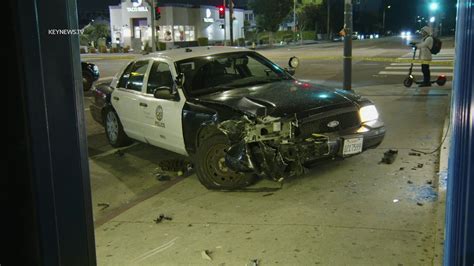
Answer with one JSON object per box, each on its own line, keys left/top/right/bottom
{"left": 82, "top": 61, "right": 99, "bottom": 91}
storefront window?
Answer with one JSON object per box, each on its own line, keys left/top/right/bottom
{"left": 158, "top": 25, "right": 195, "bottom": 42}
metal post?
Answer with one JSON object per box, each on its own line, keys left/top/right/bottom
{"left": 382, "top": 9, "right": 385, "bottom": 34}
{"left": 327, "top": 0, "right": 330, "bottom": 40}
{"left": 151, "top": 0, "right": 156, "bottom": 52}
{"left": 343, "top": 0, "right": 352, "bottom": 90}
{"left": 294, "top": 0, "right": 297, "bottom": 43}
{"left": 223, "top": 0, "right": 227, "bottom": 45}
{"left": 229, "top": 0, "right": 234, "bottom": 45}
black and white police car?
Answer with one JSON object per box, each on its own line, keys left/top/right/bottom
{"left": 90, "top": 47, "right": 385, "bottom": 190}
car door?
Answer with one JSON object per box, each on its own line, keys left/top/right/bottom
{"left": 138, "top": 60, "right": 187, "bottom": 156}
{"left": 111, "top": 59, "right": 151, "bottom": 142}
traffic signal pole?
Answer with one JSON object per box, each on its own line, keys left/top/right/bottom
{"left": 229, "top": 0, "right": 234, "bottom": 45}
{"left": 146, "top": 0, "right": 156, "bottom": 52}
{"left": 343, "top": 0, "right": 352, "bottom": 90}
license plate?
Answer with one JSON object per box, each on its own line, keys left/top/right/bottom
{"left": 342, "top": 137, "right": 363, "bottom": 156}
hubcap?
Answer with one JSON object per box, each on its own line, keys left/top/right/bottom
{"left": 106, "top": 112, "right": 119, "bottom": 143}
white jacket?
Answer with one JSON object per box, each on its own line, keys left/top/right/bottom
{"left": 416, "top": 36, "right": 433, "bottom": 61}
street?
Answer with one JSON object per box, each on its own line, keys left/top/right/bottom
{"left": 83, "top": 37, "right": 453, "bottom": 265}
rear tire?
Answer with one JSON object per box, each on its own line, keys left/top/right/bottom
{"left": 195, "top": 134, "right": 256, "bottom": 190}
{"left": 104, "top": 108, "right": 132, "bottom": 148}
{"left": 436, "top": 76, "right": 447, "bottom": 86}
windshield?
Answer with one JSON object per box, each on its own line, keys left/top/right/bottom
{"left": 176, "top": 52, "right": 292, "bottom": 96}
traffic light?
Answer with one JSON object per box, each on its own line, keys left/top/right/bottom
{"left": 155, "top": 6, "right": 161, "bottom": 20}
{"left": 218, "top": 5, "right": 225, "bottom": 19}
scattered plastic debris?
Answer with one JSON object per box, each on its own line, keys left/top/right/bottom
{"left": 381, "top": 149, "right": 398, "bottom": 164}
{"left": 426, "top": 180, "right": 433, "bottom": 185}
{"left": 399, "top": 167, "right": 405, "bottom": 171}
{"left": 417, "top": 163, "right": 424, "bottom": 168}
{"left": 248, "top": 259, "right": 260, "bottom": 266}
{"left": 393, "top": 199, "right": 399, "bottom": 203}
{"left": 154, "top": 214, "right": 173, "bottom": 224}
{"left": 407, "top": 180, "right": 413, "bottom": 184}
{"left": 409, "top": 152, "right": 421, "bottom": 156}
{"left": 97, "top": 203, "right": 110, "bottom": 211}
{"left": 156, "top": 174, "right": 171, "bottom": 181}
{"left": 201, "top": 250, "right": 212, "bottom": 261}
{"left": 154, "top": 159, "right": 193, "bottom": 180}
{"left": 417, "top": 202, "right": 424, "bottom": 206}
{"left": 262, "top": 193, "right": 274, "bottom": 197}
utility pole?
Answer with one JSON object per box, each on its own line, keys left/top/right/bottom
{"left": 229, "top": 0, "right": 234, "bottom": 45}
{"left": 343, "top": 0, "right": 352, "bottom": 90}
{"left": 293, "top": 0, "right": 296, "bottom": 43}
{"left": 146, "top": 0, "right": 156, "bottom": 52}
{"left": 327, "top": 0, "right": 330, "bottom": 40}
{"left": 223, "top": 0, "right": 227, "bottom": 45}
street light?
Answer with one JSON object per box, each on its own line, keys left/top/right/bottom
{"left": 429, "top": 2, "right": 439, "bottom": 11}
{"left": 430, "top": 16, "right": 436, "bottom": 23}
{"left": 382, "top": 5, "right": 391, "bottom": 35}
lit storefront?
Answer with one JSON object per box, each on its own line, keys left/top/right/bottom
{"left": 109, "top": 0, "right": 247, "bottom": 51}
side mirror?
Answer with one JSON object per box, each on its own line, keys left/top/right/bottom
{"left": 175, "top": 73, "right": 185, "bottom": 88}
{"left": 153, "top": 86, "right": 179, "bottom": 100}
{"left": 288, "top": 56, "right": 300, "bottom": 69}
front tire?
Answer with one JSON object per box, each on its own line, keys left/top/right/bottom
{"left": 403, "top": 76, "right": 414, "bottom": 88}
{"left": 82, "top": 72, "right": 94, "bottom": 91}
{"left": 104, "top": 109, "right": 132, "bottom": 148}
{"left": 195, "top": 134, "right": 256, "bottom": 190}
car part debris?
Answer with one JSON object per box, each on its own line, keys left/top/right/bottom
{"left": 97, "top": 203, "right": 110, "bottom": 211}
{"left": 154, "top": 159, "right": 193, "bottom": 179}
{"left": 407, "top": 180, "right": 413, "bottom": 184}
{"left": 417, "top": 163, "right": 424, "bottom": 168}
{"left": 155, "top": 174, "right": 171, "bottom": 181}
{"left": 248, "top": 259, "right": 260, "bottom": 266}
{"left": 154, "top": 214, "right": 173, "bottom": 224}
{"left": 114, "top": 150, "right": 124, "bottom": 157}
{"left": 201, "top": 250, "right": 212, "bottom": 261}
{"left": 426, "top": 180, "right": 433, "bottom": 185}
{"left": 381, "top": 149, "right": 398, "bottom": 164}
{"left": 262, "top": 193, "right": 274, "bottom": 197}
{"left": 409, "top": 152, "right": 421, "bottom": 156}
{"left": 393, "top": 199, "right": 399, "bottom": 203}
{"left": 417, "top": 202, "right": 424, "bottom": 206}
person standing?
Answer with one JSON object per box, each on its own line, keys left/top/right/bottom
{"left": 413, "top": 26, "right": 434, "bottom": 87}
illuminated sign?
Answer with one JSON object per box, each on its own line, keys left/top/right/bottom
{"left": 203, "top": 8, "right": 214, "bottom": 22}
{"left": 127, "top": 0, "right": 148, "bottom": 12}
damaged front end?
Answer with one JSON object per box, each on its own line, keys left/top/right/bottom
{"left": 217, "top": 115, "right": 338, "bottom": 181}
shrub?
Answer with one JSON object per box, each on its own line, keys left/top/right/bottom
{"left": 123, "top": 46, "right": 130, "bottom": 53}
{"left": 197, "top": 37, "right": 209, "bottom": 46}
{"left": 158, "top": 42, "right": 167, "bottom": 51}
{"left": 98, "top": 46, "right": 107, "bottom": 53}
{"left": 89, "top": 47, "right": 96, "bottom": 53}
{"left": 80, "top": 47, "right": 87, "bottom": 54}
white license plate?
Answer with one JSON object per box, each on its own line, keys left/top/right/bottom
{"left": 342, "top": 137, "right": 363, "bottom": 156}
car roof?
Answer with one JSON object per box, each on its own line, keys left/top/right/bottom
{"left": 141, "top": 46, "right": 252, "bottom": 62}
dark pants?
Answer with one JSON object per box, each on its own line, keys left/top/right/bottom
{"left": 421, "top": 64, "right": 431, "bottom": 84}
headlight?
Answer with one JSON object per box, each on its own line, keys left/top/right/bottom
{"left": 359, "top": 105, "right": 379, "bottom": 123}
{"left": 93, "top": 65, "right": 99, "bottom": 72}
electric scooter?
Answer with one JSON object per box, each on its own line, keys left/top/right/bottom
{"left": 403, "top": 46, "right": 447, "bottom": 88}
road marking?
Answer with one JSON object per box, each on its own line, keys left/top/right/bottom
{"left": 385, "top": 66, "right": 454, "bottom": 70}
{"left": 89, "top": 142, "right": 140, "bottom": 159}
{"left": 378, "top": 71, "right": 453, "bottom": 77}
{"left": 132, "top": 237, "right": 179, "bottom": 263}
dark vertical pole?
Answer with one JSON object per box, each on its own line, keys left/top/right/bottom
{"left": 327, "top": 0, "right": 330, "bottom": 40}
{"left": 444, "top": 0, "right": 474, "bottom": 264}
{"left": 229, "top": 0, "right": 234, "bottom": 45}
{"left": 10, "top": 0, "right": 97, "bottom": 265}
{"left": 343, "top": 0, "right": 353, "bottom": 90}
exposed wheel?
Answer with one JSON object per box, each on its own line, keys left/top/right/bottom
{"left": 195, "top": 134, "right": 256, "bottom": 190}
{"left": 82, "top": 72, "right": 94, "bottom": 91}
{"left": 436, "top": 75, "right": 447, "bottom": 86}
{"left": 104, "top": 109, "right": 132, "bottom": 147}
{"left": 403, "top": 76, "right": 413, "bottom": 88}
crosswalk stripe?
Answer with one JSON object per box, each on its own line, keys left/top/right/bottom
{"left": 385, "top": 66, "right": 454, "bottom": 70}
{"left": 378, "top": 71, "right": 453, "bottom": 77}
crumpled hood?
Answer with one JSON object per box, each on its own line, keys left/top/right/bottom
{"left": 197, "top": 80, "right": 359, "bottom": 118}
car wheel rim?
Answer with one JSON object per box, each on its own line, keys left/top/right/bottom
{"left": 205, "top": 142, "right": 245, "bottom": 187}
{"left": 106, "top": 112, "right": 119, "bottom": 143}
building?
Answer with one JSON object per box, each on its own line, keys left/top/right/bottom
{"left": 109, "top": 0, "right": 248, "bottom": 51}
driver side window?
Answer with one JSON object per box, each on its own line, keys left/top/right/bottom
{"left": 147, "top": 61, "right": 174, "bottom": 95}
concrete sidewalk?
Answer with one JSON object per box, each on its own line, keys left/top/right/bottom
{"left": 91, "top": 83, "right": 451, "bottom": 265}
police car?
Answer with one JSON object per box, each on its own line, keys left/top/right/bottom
{"left": 90, "top": 47, "right": 385, "bottom": 190}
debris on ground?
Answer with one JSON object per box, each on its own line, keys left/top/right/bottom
{"left": 393, "top": 199, "right": 399, "bottom": 203}
{"left": 409, "top": 152, "right": 421, "bottom": 156}
{"left": 426, "top": 180, "right": 433, "bottom": 185}
{"left": 155, "top": 174, "right": 171, "bottom": 181}
{"left": 381, "top": 149, "right": 398, "bottom": 164}
{"left": 247, "top": 259, "right": 260, "bottom": 266}
{"left": 154, "top": 214, "right": 173, "bottom": 224}
{"left": 201, "top": 250, "right": 212, "bottom": 261}
{"left": 97, "top": 203, "right": 110, "bottom": 211}
{"left": 154, "top": 159, "right": 193, "bottom": 180}
{"left": 399, "top": 167, "right": 405, "bottom": 171}
{"left": 262, "top": 193, "right": 274, "bottom": 197}
{"left": 407, "top": 180, "right": 413, "bottom": 184}
{"left": 417, "top": 163, "right": 424, "bottom": 168}
{"left": 114, "top": 150, "right": 124, "bottom": 157}
{"left": 417, "top": 202, "right": 424, "bottom": 206}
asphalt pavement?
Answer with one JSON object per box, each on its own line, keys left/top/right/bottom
{"left": 81, "top": 36, "right": 453, "bottom": 265}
